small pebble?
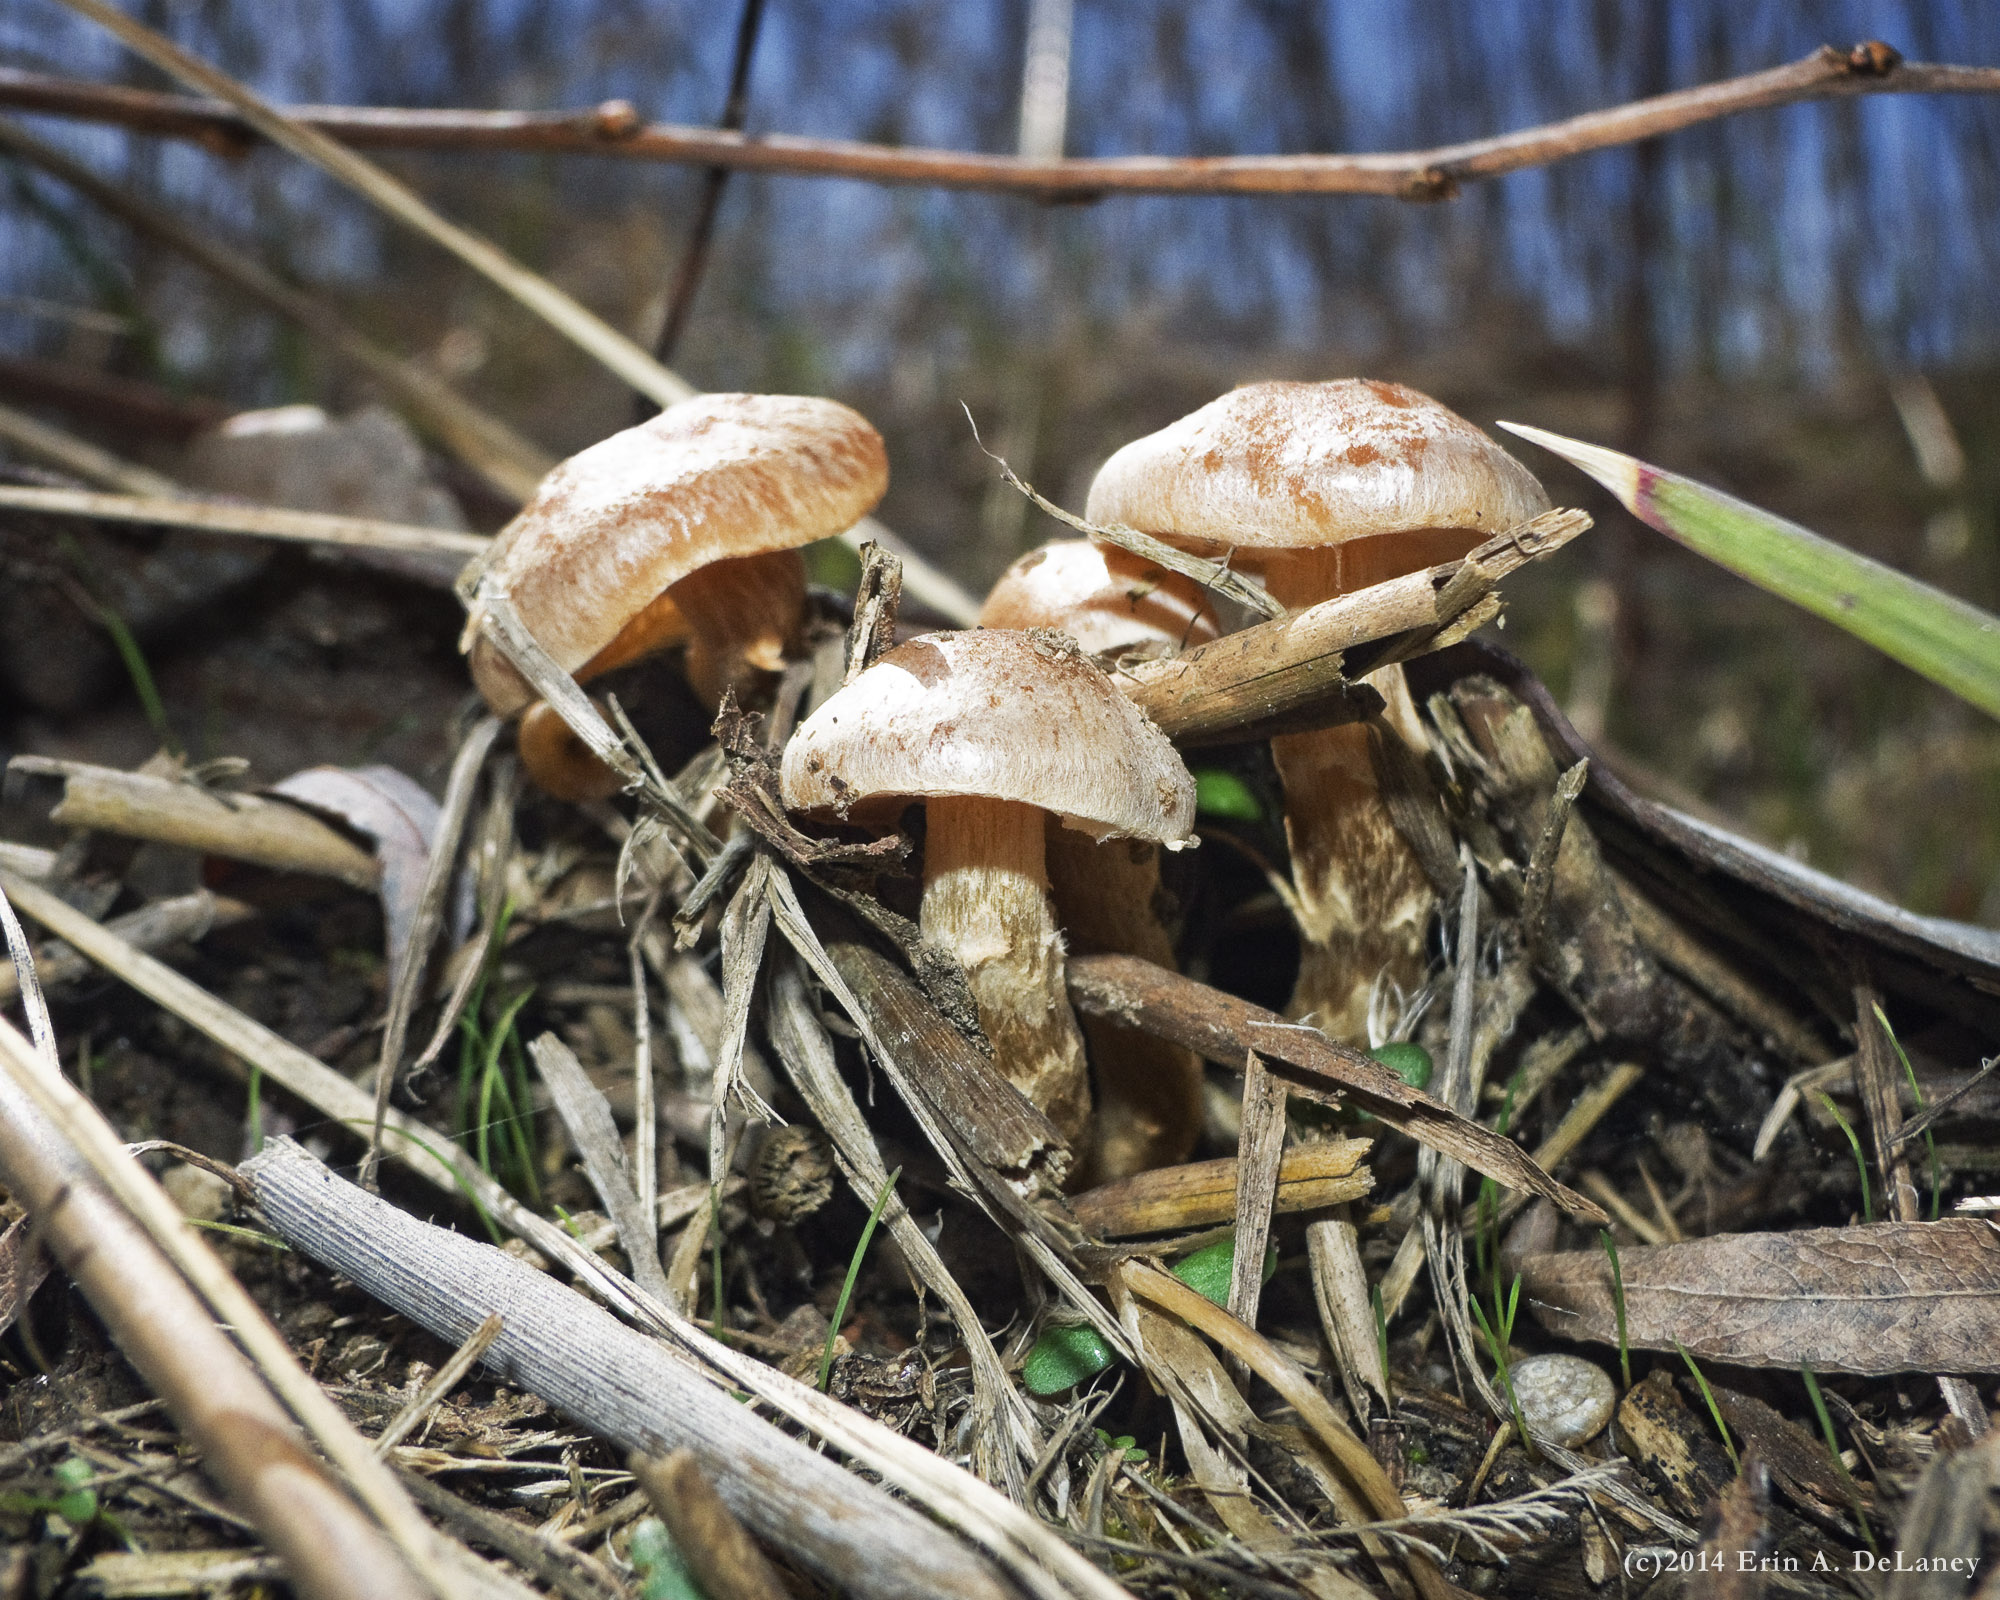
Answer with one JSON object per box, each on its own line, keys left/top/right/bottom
{"left": 1509, "top": 1353, "right": 1616, "bottom": 1446}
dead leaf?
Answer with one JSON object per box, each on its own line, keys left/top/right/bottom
{"left": 271, "top": 764, "right": 438, "bottom": 980}
{"left": 1522, "top": 1220, "right": 2000, "bottom": 1374}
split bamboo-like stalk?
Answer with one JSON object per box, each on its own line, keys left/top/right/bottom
{"left": 0, "top": 1019, "right": 434, "bottom": 1600}
{"left": 241, "top": 1137, "right": 1019, "bottom": 1600}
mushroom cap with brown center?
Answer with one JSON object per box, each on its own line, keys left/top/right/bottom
{"left": 1083, "top": 379, "right": 1548, "bottom": 554}
{"left": 979, "top": 540, "right": 1221, "bottom": 657}
{"left": 468, "top": 393, "right": 887, "bottom": 714}
{"left": 780, "top": 629, "right": 1196, "bottom": 844}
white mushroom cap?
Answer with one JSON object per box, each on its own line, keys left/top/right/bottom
{"left": 979, "top": 540, "right": 1220, "bottom": 656}
{"left": 780, "top": 629, "right": 1197, "bottom": 844}
{"left": 1084, "top": 379, "right": 1549, "bottom": 551}
{"left": 469, "top": 393, "right": 887, "bottom": 714}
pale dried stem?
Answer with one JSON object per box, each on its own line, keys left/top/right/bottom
{"left": 9, "top": 757, "right": 380, "bottom": 887}
{"left": 0, "top": 484, "right": 489, "bottom": 562}
{"left": 0, "top": 1018, "right": 431, "bottom": 1600}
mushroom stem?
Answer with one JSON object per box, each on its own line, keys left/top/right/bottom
{"left": 666, "top": 548, "right": 808, "bottom": 707}
{"left": 1256, "top": 545, "right": 1473, "bottom": 1043}
{"left": 1044, "top": 823, "right": 1203, "bottom": 1182}
{"left": 517, "top": 697, "right": 623, "bottom": 802}
{"left": 920, "top": 794, "right": 1091, "bottom": 1144}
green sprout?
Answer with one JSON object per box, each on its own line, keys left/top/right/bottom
{"left": 0, "top": 1456, "right": 137, "bottom": 1548}
{"left": 628, "top": 1517, "right": 708, "bottom": 1600}
{"left": 1674, "top": 1341, "right": 1740, "bottom": 1474}
{"left": 1817, "top": 1093, "right": 1874, "bottom": 1224}
{"left": 1800, "top": 1365, "right": 1878, "bottom": 1553}
{"left": 1600, "top": 1230, "right": 1631, "bottom": 1390}
{"left": 1468, "top": 1275, "right": 1534, "bottom": 1457}
{"left": 1018, "top": 1232, "right": 1274, "bottom": 1395}
{"left": 818, "top": 1167, "right": 901, "bottom": 1392}
{"left": 1873, "top": 1004, "right": 1940, "bottom": 1221}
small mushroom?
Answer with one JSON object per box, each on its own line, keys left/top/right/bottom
{"left": 979, "top": 539, "right": 1222, "bottom": 660}
{"left": 779, "top": 629, "right": 1197, "bottom": 1146}
{"left": 1087, "top": 379, "right": 1548, "bottom": 1041}
{"left": 464, "top": 393, "right": 887, "bottom": 794}
{"left": 979, "top": 542, "right": 1217, "bottom": 1180}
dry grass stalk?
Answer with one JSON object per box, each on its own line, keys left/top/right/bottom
{"left": 372, "top": 1314, "right": 505, "bottom": 1459}
{"left": 0, "top": 398, "right": 183, "bottom": 495}
{"left": 528, "top": 1033, "right": 672, "bottom": 1303}
{"left": 1067, "top": 952, "right": 1608, "bottom": 1222}
{"left": 1067, "top": 1139, "right": 1371, "bottom": 1237}
{"left": 9, "top": 757, "right": 380, "bottom": 887}
{"left": 1307, "top": 1215, "right": 1389, "bottom": 1421}
{"left": 0, "top": 483, "right": 489, "bottom": 563}
{"left": 1121, "top": 1259, "right": 1453, "bottom": 1600}
{"left": 0, "top": 116, "right": 552, "bottom": 502}
{"left": 1853, "top": 984, "right": 1921, "bottom": 1222}
{"left": 1118, "top": 508, "right": 1588, "bottom": 744}
{"left": 764, "top": 953, "right": 1041, "bottom": 1494}
{"left": 363, "top": 716, "right": 502, "bottom": 1185}
{"left": 0, "top": 888, "right": 248, "bottom": 1004}
{"left": 629, "top": 1449, "right": 787, "bottom": 1600}
{"left": 8, "top": 45, "right": 1990, "bottom": 197}
{"left": 0, "top": 1016, "right": 448, "bottom": 1600}
{"left": 1226, "top": 1052, "right": 1288, "bottom": 1354}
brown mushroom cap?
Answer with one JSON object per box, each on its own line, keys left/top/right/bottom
{"left": 469, "top": 393, "right": 887, "bottom": 714}
{"left": 979, "top": 540, "right": 1221, "bottom": 656}
{"left": 1083, "top": 379, "right": 1549, "bottom": 553}
{"left": 780, "top": 629, "right": 1196, "bottom": 843}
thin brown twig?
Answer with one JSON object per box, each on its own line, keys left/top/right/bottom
{"left": 0, "top": 45, "right": 1983, "bottom": 199}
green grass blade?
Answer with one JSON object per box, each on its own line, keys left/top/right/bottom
{"left": 1498, "top": 422, "right": 2000, "bottom": 720}
{"left": 818, "top": 1167, "right": 901, "bottom": 1392}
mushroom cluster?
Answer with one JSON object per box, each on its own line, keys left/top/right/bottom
{"left": 1087, "top": 379, "right": 1550, "bottom": 1041}
{"left": 463, "top": 378, "right": 1546, "bottom": 1177}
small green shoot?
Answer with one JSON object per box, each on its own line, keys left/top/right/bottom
{"left": 1674, "top": 1341, "right": 1739, "bottom": 1473}
{"left": 1194, "top": 769, "right": 1263, "bottom": 821}
{"left": 1467, "top": 1275, "right": 1534, "bottom": 1456}
{"left": 0, "top": 1456, "right": 137, "bottom": 1547}
{"left": 1800, "top": 1365, "right": 1878, "bottom": 1553}
{"left": 185, "top": 1218, "right": 289, "bottom": 1250}
{"left": 1093, "top": 1429, "right": 1149, "bottom": 1464}
{"left": 1017, "top": 1233, "right": 1271, "bottom": 1396}
{"left": 57, "top": 536, "right": 180, "bottom": 755}
{"left": 1817, "top": 1093, "right": 1874, "bottom": 1223}
{"left": 1371, "top": 1281, "right": 1394, "bottom": 1414}
{"left": 628, "top": 1516, "right": 709, "bottom": 1600}
{"left": 1599, "top": 1230, "right": 1631, "bottom": 1390}
{"left": 1498, "top": 423, "right": 2000, "bottom": 721}
{"left": 818, "top": 1166, "right": 901, "bottom": 1392}
{"left": 1874, "top": 1004, "right": 1940, "bottom": 1221}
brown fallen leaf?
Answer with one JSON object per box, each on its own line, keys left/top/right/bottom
{"left": 1521, "top": 1220, "right": 2000, "bottom": 1375}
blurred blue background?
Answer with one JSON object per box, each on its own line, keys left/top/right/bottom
{"left": 1, "top": 0, "right": 1997, "bottom": 918}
